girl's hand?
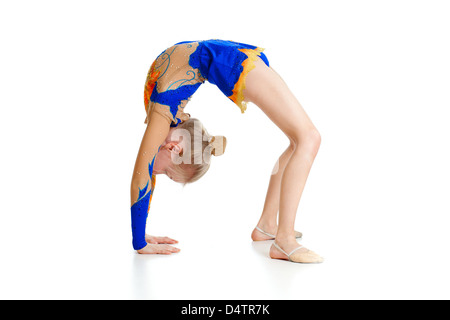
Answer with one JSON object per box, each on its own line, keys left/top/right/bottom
{"left": 145, "top": 234, "right": 178, "bottom": 244}
{"left": 137, "top": 243, "right": 180, "bottom": 255}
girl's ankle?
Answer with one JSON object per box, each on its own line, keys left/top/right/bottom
{"left": 257, "top": 220, "right": 278, "bottom": 231}
{"left": 274, "top": 231, "right": 297, "bottom": 243}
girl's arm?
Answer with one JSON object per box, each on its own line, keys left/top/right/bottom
{"left": 130, "top": 112, "right": 170, "bottom": 251}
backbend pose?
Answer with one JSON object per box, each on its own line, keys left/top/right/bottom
{"left": 131, "top": 39, "right": 323, "bottom": 263}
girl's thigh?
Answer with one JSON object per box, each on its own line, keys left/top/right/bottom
{"left": 243, "top": 58, "right": 317, "bottom": 141}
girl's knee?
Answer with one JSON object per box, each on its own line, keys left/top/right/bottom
{"left": 289, "top": 127, "right": 321, "bottom": 155}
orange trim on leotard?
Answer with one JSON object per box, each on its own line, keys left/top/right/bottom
{"left": 147, "top": 174, "right": 156, "bottom": 213}
{"left": 144, "top": 60, "right": 161, "bottom": 111}
{"left": 228, "top": 47, "right": 265, "bottom": 113}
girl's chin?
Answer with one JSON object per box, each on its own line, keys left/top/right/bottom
{"left": 152, "top": 163, "right": 166, "bottom": 174}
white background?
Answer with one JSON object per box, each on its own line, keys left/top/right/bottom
{"left": 1, "top": 0, "right": 449, "bottom": 300}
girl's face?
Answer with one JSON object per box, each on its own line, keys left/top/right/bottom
{"left": 153, "top": 133, "right": 185, "bottom": 182}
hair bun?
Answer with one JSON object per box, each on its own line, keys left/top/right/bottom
{"left": 209, "top": 135, "right": 227, "bottom": 156}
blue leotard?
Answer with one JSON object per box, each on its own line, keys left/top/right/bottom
{"left": 143, "top": 39, "right": 270, "bottom": 126}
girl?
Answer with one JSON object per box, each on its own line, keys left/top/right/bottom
{"left": 131, "top": 39, "right": 323, "bottom": 263}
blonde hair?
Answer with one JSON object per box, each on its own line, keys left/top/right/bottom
{"left": 170, "top": 118, "right": 227, "bottom": 185}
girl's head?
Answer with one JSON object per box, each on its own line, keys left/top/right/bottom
{"left": 153, "top": 118, "right": 227, "bottom": 185}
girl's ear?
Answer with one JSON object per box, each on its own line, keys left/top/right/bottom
{"left": 167, "top": 142, "right": 183, "bottom": 155}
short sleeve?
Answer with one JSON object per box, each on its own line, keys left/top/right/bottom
{"left": 145, "top": 102, "right": 173, "bottom": 126}
{"left": 145, "top": 101, "right": 191, "bottom": 127}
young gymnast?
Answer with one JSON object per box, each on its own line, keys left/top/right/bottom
{"left": 131, "top": 39, "right": 323, "bottom": 263}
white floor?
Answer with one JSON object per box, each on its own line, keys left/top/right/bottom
{"left": 1, "top": 179, "right": 449, "bottom": 300}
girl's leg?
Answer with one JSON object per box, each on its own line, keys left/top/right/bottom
{"left": 244, "top": 58, "right": 322, "bottom": 260}
{"left": 251, "top": 145, "right": 294, "bottom": 240}
{"left": 251, "top": 67, "right": 303, "bottom": 240}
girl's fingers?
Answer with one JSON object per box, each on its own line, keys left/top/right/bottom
{"left": 162, "top": 237, "right": 178, "bottom": 244}
{"left": 138, "top": 243, "right": 180, "bottom": 255}
{"left": 158, "top": 244, "right": 180, "bottom": 254}
{"left": 146, "top": 235, "right": 179, "bottom": 244}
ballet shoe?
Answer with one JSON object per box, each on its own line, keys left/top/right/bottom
{"left": 269, "top": 242, "right": 324, "bottom": 264}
